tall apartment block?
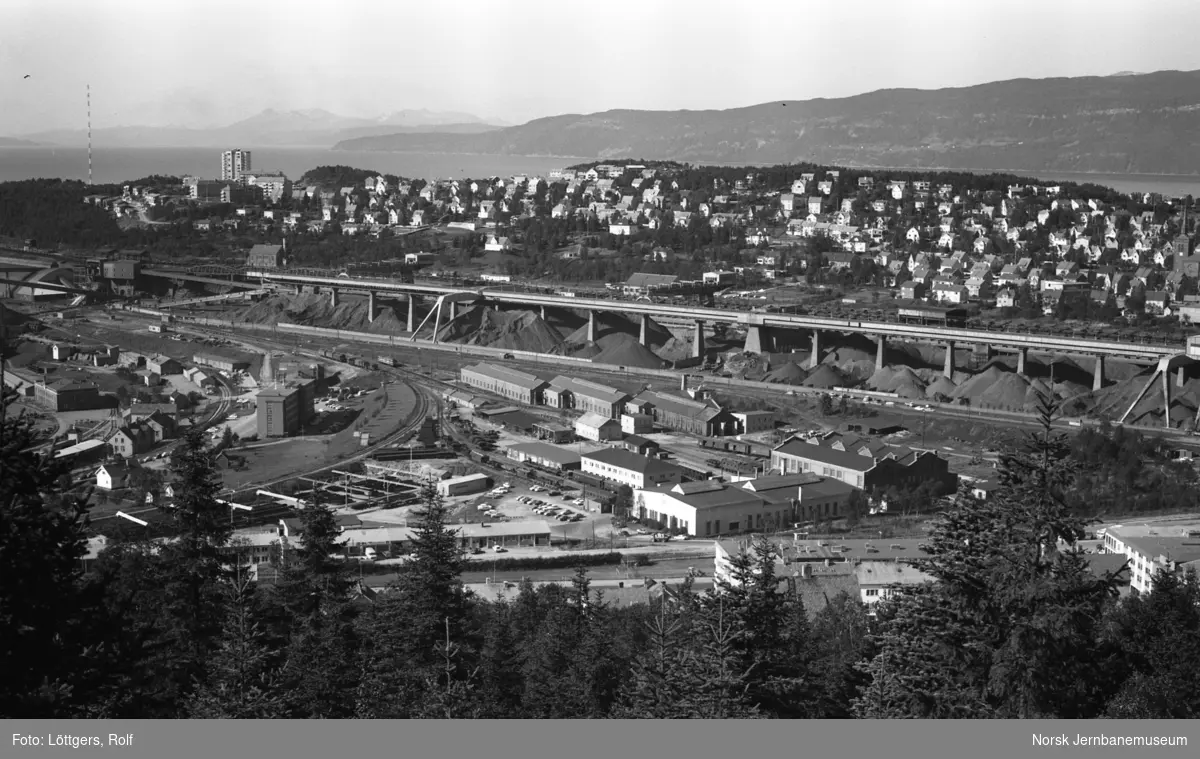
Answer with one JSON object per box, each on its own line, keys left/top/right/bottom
{"left": 221, "top": 149, "right": 252, "bottom": 184}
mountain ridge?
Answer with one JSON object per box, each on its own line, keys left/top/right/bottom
{"left": 17, "top": 108, "right": 500, "bottom": 148}
{"left": 333, "top": 69, "right": 1200, "bottom": 174}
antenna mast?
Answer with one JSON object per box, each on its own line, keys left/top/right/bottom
{"left": 87, "top": 84, "right": 92, "bottom": 185}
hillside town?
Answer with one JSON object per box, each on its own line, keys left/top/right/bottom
{"left": 4, "top": 147, "right": 1200, "bottom": 725}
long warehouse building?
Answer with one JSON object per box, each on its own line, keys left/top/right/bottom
{"left": 460, "top": 363, "right": 548, "bottom": 405}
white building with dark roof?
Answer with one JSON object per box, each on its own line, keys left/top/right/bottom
{"left": 582, "top": 447, "right": 685, "bottom": 490}
{"left": 575, "top": 412, "right": 622, "bottom": 442}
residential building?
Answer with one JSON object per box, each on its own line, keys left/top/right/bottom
{"left": 256, "top": 379, "right": 316, "bottom": 438}
{"left": 143, "top": 411, "right": 177, "bottom": 442}
{"left": 220, "top": 149, "right": 252, "bottom": 183}
{"left": 95, "top": 463, "right": 132, "bottom": 491}
{"left": 107, "top": 424, "right": 156, "bottom": 459}
{"left": 124, "top": 402, "right": 177, "bottom": 423}
{"left": 575, "top": 412, "right": 622, "bottom": 442}
{"left": 460, "top": 363, "right": 548, "bottom": 405}
{"left": 246, "top": 172, "right": 291, "bottom": 202}
{"left": 582, "top": 447, "right": 685, "bottom": 489}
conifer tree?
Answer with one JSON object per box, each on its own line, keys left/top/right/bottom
{"left": 521, "top": 568, "right": 615, "bottom": 717}
{"left": 806, "top": 590, "right": 874, "bottom": 717}
{"left": 1104, "top": 568, "right": 1200, "bottom": 718}
{"left": 186, "top": 568, "right": 285, "bottom": 718}
{"left": 353, "top": 479, "right": 473, "bottom": 717}
{"left": 611, "top": 592, "right": 701, "bottom": 718}
{"left": 474, "top": 598, "right": 524, "bottom": 717}
{"left": 707, "top": 535, "right": 814, "bottom": 717}
{"left": 154, "top": 427, "right": 233, "bottom": 709}
{"left": 272, "top": 498, "right": 358, "bottom": 718}
{"left": 0, "top": 384, "right": 93, "bottom": 717}
{"left": 853, "top": 394, "right": 1122, "bottom": 718}
{"left": 686, "top": 596, "right": 761, "bottom": 719}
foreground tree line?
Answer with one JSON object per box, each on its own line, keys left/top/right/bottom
{"left": 2, "top": 388, "right": 1198, "bottom": 719}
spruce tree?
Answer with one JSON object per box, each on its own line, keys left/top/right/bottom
{"left": 520, "top": 568, "right": 614, "bottom": 717}
{"left": 186, "top": 568, "right": 285, "bottom": 718}
{"left": 0, "top": 384, "right": 93, "bottom": 717}
{"left": 687, "top": 596, "right": 761, "bottom": 719}
{"left": 272, "top": 499, "right": 358, "bottom": 718}
{"left": 353, "top": 479, "right": 474, "bottom": 717}
{"left": 706, "top": 535, "right": 814, "bottom": 717}
{"left": 853, "top": 394, "right": 1122, "bottom": 718}
{"left": 611, "top": 591, "right": 702, "bottom": 718}
{"left": 807, "top": 590, "right": 874, "bottom": 718}
{"left": 474, "top": 599, "right": 525, "bottom": 717}
{"left": 154, "top": 427, "right": 233, "bottom": 710}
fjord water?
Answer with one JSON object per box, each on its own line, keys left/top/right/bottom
{"left": 0, "top": 147, "right": 590, "bottom": 184}
{"left": 2, "top": 146, "right": 1200, "bottom": 196}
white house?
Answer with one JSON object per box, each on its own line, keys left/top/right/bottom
{"left": 574, "top": 412, "right": 622, "bottom": 442}
{"left": 484, "top": 235, "right": 511, "bottom": 252}
{"left": 96, "top": 463, "right": 130, "bottom": 491}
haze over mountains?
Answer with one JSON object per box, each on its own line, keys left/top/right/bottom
{"left": 9, "top": 70, "right": 1200, "bottom": 174}
{"left": 13, "top": 108, "right": 503, "bottom": 149}
{"left": 333, "top": 69, "right": 1200, "bottom": 175}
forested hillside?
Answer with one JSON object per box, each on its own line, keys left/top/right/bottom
{"left": 335, "top": 70, "right": 1200, "bottom": 174}
{"left": 0, "top": 179, "right": 123, "bottom": 247}
{"left": 3, "top": 387, "right": 1198, "bottom": 719}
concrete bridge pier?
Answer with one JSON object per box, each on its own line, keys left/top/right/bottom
{"left": 808, "top": 330, "right": 821, "bottom": 370}
{"left": 693, "top": 321, "right": 707, "bottom": 358}
{"left": 1016, "top": 347, "right": 1028, "bottom": 376}
{"left": 367, "top": 291, "right": 377, "bottom": 323}
{"left": 943, "top": 341, "right": 955, "bottom": 379}
{"left": 744, "top": 325, "right": 773, "bottom": 354}
{"left": 1179, "top": 365, "right": 1188, "bottom": 388}
{"left": 587, "top": 310, "right": 597, "bottom": 343}
{"left": 875, "top": 335, "right": 886, "bottom": 372}
{"left": 329, "top": 288, "right": 339, "bottom": 308}
{"left": 639, "top": 314, "right": 649, "bottom": 347}
{"left": 1093, "top": 355, "right": 1105, "bottom": 392}
{"left": 447, "top": 300, "right": 457, "bottom": 321}
{"left": 541, "top": 305, "right": 547, "bottom": 320}
{"left": 407, "top": 296, "right": 416, "bottom": 332}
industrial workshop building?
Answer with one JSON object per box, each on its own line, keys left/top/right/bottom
{"left": 460, "top": 363, "right": 548, "bottom": 405}
{"left": 544, "top": 376, "right": 630, "bottom": 419}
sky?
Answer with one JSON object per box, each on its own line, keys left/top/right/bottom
{"left": 4, "top": 0, "right": 1200, "bottom": 135}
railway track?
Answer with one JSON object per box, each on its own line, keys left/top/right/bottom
{"left": 173, "top": 324, "right": 435, "bottom": 497}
